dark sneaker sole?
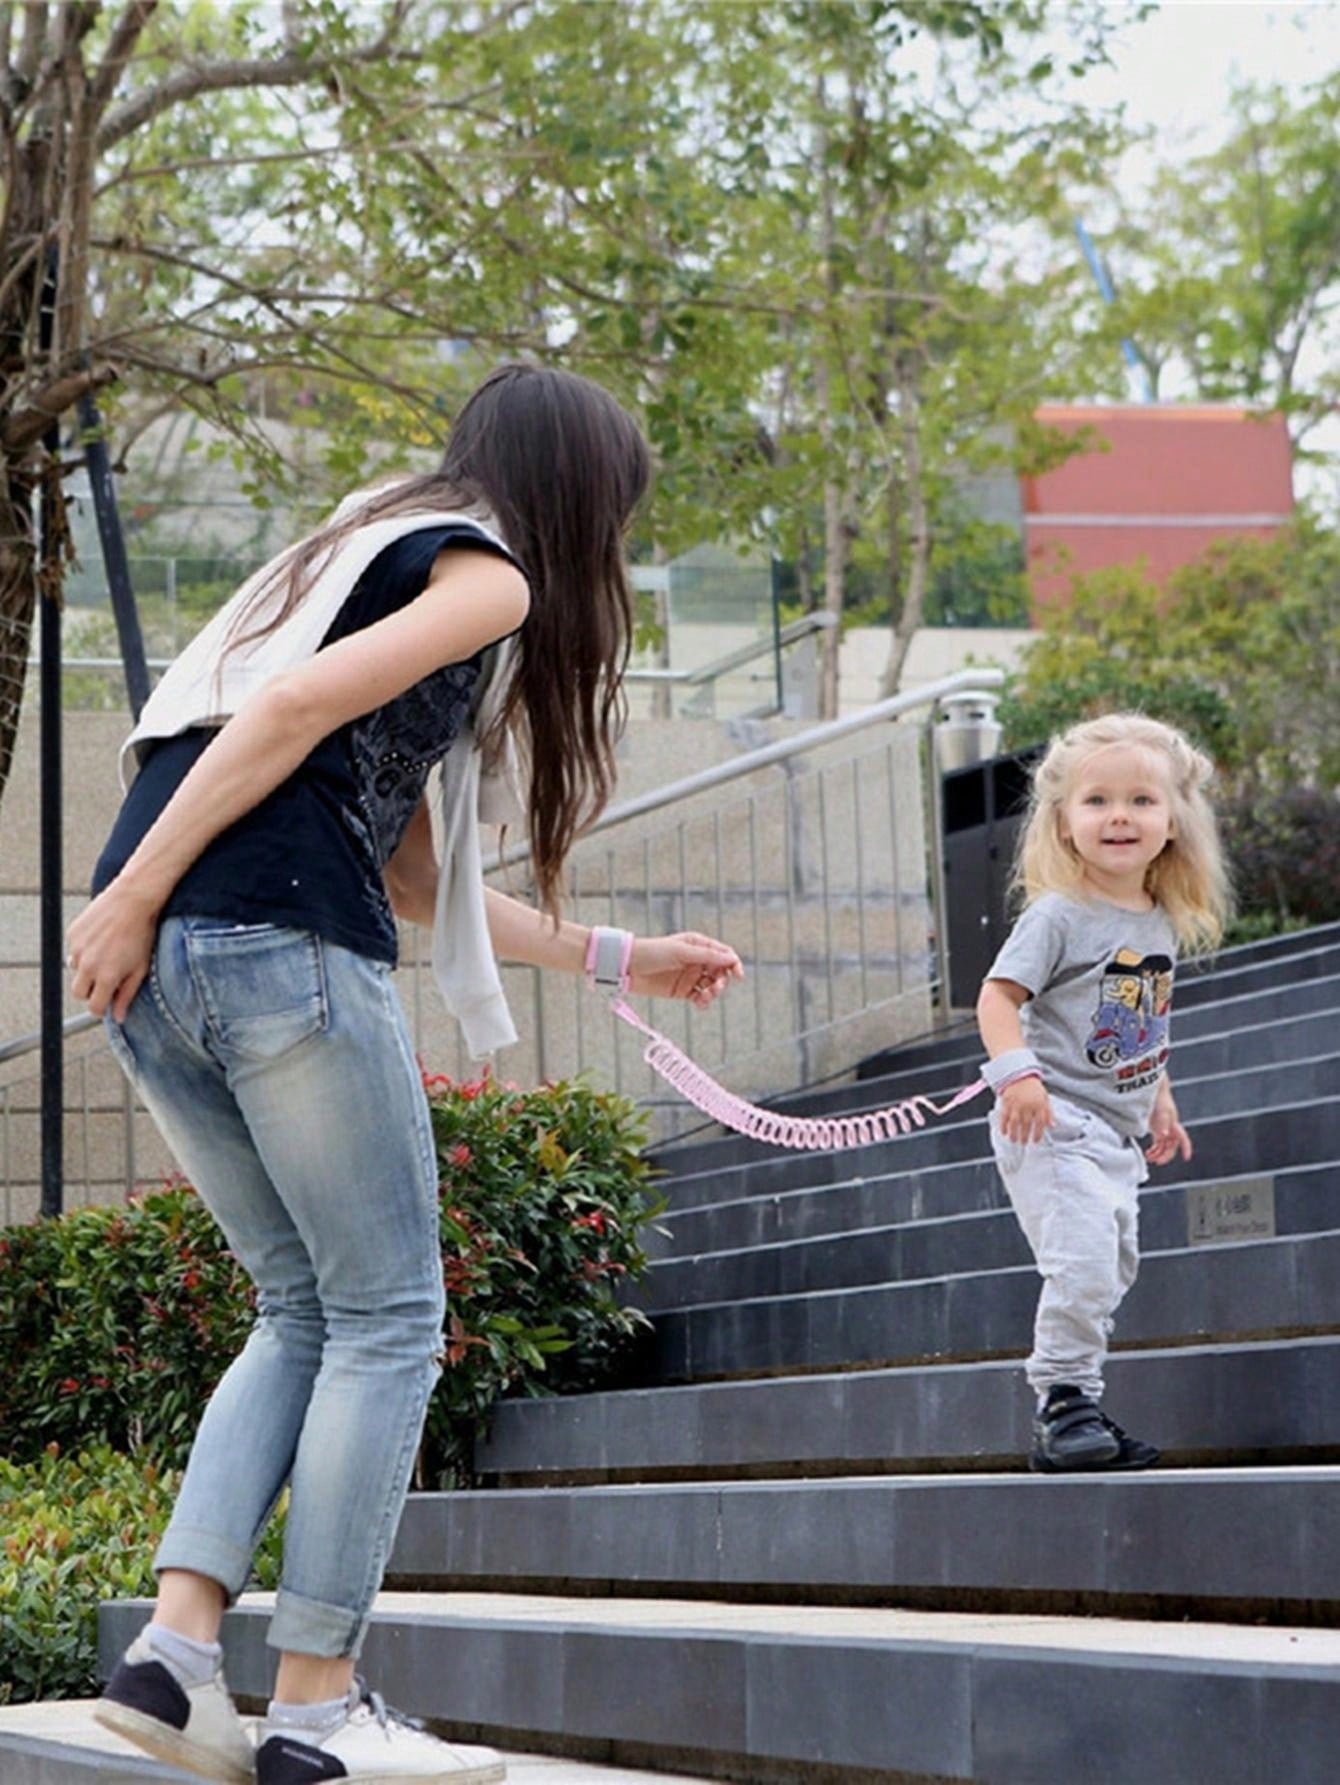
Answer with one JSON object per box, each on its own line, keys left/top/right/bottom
{"left": 93, "top": 1698, "right": 254, "bottom": 1784}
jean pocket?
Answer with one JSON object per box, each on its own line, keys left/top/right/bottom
{"left": 186, "top": 923, "right": 329, "bottom": 1062}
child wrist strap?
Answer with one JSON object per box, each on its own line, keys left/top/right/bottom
{"left": 982, "top": 1047, "right": 1044, "bottom": 1093}
{"left": 585, "top": 925, "right": 634, "bottom": 993}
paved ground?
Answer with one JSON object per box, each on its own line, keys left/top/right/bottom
{"left": 0, "top": 1701, "right": 716, "bottom": 1783}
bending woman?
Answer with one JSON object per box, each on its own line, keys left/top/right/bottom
{"left": 66, "top": 363, "right": 742, "bottom": 1785}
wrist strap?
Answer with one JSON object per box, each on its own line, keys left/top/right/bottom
{"left": 585, "top": 925, "right": 634, "bottom": 992}
{"left": 982, "top": 1046, "right": 1044, "bottom": 1094}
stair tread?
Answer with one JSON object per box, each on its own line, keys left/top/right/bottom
{"left": 0, "top": 1704, "right": 709, "bottom": 1784}
{"left": 208, "top": 1589, "right": 1340, "bottom": 1667}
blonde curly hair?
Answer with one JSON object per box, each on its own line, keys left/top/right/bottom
{"left": 1013, "top": 712, "right": 1231, "bottom": 954}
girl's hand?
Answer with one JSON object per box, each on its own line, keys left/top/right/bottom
{"left": 1146, "top": 1091, "right": 1192, "bottom": 1166}
{"left": 65, "top": 881, "right": 162, "bottom": 1023}
{"left": 626, "top": 932, "right": 744, "bottom": 1007}
{"left": 997, "top": 1076, "right": 1053, "bottom": 1146}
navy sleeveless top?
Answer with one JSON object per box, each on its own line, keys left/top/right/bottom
{"left": 92, "top": 525, "right": 521, "bottom": 965}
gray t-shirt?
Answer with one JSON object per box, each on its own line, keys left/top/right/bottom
{"left": 986, "top": 892, "right": 1177, "bottom": 1138}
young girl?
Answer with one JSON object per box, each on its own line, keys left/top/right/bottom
{"left": 66, "top": 363, "right": 743, "bottom": 1785}
{"left": 976, "top": 713, "right": 1229, "bottom": 1474}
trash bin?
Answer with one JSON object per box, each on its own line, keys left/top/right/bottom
{"left": 940, "top": 745, "right": 1042, "bottom": 1007}
{"left": 933, "top": 689, "right": 1003, "bottom": 777}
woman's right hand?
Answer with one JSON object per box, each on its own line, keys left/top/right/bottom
{"left": 996, "top": 1076, "right": 1054, "bottom": 1145}
{"left": 65, "top": 879, "right": 162, "bottom": 1022}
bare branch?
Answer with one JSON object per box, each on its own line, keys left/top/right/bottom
{"left": 88, "top": 1, "right": 158, "bottom": 116}
{"left": 4, "top": 362, "right": 116, "bottom": 451}
{"left": 97, "top": 2, "right": 413, "bottom": 153}
{"left": 15, "top": 3, "right": 48, "bottom": 87}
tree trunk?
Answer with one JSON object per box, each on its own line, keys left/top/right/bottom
{"left": 0, "top": 478, "right": 37, "bottom": 796}
{"left": 878, "top": 354, "right": 929, "bottom": 701}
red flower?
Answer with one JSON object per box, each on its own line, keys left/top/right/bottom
{"left": 572, "top": 1211, "right": 607, "bottom": 1235}
{"left": 91, "top": 1375, "right": 111, "bottom": 1390}
{"left": 58, "top": 1378, "right": 81, "bottom": 1396}
{"left": 450, "top": 1144, "right": 473, "bottom": 1169}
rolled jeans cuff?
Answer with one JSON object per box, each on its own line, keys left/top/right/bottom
{"left": 154, "top": 1525, "right": 254, "bottom": 1605}
{"left": 267, "top": 1585, "right": 368, "bottom": 1660}
{"left": 982, "top": 1047, "right": 1043, "bottom": 1093}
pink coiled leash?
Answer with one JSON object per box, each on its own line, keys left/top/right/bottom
{"left": 608, "top": 997, "right": 987, "bottom": 1152}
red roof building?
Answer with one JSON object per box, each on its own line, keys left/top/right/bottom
{"left": 1023, "top": 404, "right": 1294, "bottom": 615}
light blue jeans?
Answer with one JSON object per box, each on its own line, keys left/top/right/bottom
{"left": 106, "top": 916, "right": 445, "bottom": 1659}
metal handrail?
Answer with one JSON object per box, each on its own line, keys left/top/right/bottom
{"left": 0, "top": 667, "right": 1003, "bottom": 1068}
{"left": 46, "top": 613, "right": 834, "bottom": 688}
{"left": 0, "top": 1011, "right": 98, "bottom": 1067}
{"left": 623, "top": 612, "right": 835, "bottom": 684}
{"left": 485, "top": 667, "right": 1004, "bottom": 867}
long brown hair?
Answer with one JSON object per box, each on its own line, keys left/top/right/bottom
{"left": 225, "top": 362, "right": 651, "bottom": 916}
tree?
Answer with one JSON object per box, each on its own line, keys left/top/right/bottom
{"left": 999, "top": 515, "right": 1340, "bottom": 794}
{"left": 1080, "top": 71, "right": 1340, "bottom": 455}
{"left": 0, "top": 0, "right": 446, "bottom": 801}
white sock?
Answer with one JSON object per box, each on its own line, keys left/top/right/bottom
{"left": 264, "top": 1691, "right": 351, "bottom": 1744}
{"left": 143, "top": 1623, "right": 223, "bottom": 1689}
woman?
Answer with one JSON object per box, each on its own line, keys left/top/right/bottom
{"left": 67, "top": 363, "right": 742, "bottom": 1785}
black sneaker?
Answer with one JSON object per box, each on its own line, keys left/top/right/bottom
{"left": 1030, "top": 1384, "right": 1122, "bottom": 1473}
{"left": 1099, "top": 1412, "right": 1161, "bottom": 1471}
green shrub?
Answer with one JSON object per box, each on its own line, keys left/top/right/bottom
{"left": 0, "top": 1446, "right": 282, "bottom": 1705}
{"left": 0, "top": 1073, "right": 661, "bottom": 1486}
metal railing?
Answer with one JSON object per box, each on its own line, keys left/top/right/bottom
{"left": 0, "top": 668, "right": 1003, "bottom": 1219}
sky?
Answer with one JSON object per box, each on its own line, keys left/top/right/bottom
{"left": 1083, "top": 0, "right": 1340, "bottom": 171}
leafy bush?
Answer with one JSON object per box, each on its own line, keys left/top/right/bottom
{"left": 1220, "top": 786, "right": 1340, "bottom": 930}
{"left": 0, "top": 1074, "right": 660, "bottom": 1486}
{"left": 0, "top": 1446, "right": 282, "bottom": 1705}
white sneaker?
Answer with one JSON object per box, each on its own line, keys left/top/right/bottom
{"left": 255, "top": 1683, "right": 505, "bottom": 1784}
{"left": 94, "top": 1628, "right": 255, "bottom": 1783}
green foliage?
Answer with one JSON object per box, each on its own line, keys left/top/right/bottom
{"left": 0, "top": 1076, "right": 660, "bottom": 1488}
{"left": 1219, "top": 787, "right": 1340, "bottom": 931}
{"left": 0, "top": 1445, "right": 282, "bottom": 1706}
{"left": 420, "top": 1070, "right": 662, "bottom": 1487}
{"left": 999, "top": 518, "right": 1340, "bottom": 792}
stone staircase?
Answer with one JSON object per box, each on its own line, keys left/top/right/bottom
{"left": 10, "top": 924, "right": 1340, "bottom": 1782}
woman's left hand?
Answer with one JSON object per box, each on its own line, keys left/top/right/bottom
{"left": 65, "top": 881, "right": 162, "bottom": 1023}
{"left": 626, "top": 932, "right": 744, "bottom": 1007}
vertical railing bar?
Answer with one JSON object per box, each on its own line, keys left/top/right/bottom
{"left": 643, "top": 835, "right": 655, "bottom": 1104}
{"left": 852, "top": 755, "right": 869, "bottom": 1011}
{"left": 677, "top": 820, "right": 692, "bottom": 1058}
{"left": 122, "top": 1072, "right": 136, "bottom": 1201}
{"left": 607, "top": 846, "right": 624, "bottom": 1096}
{"left": 714, "top": 807, "right": 727, "bottom": 1058}
{"left": 572, "top": 857, "right": 586, "bottom": 1077}
{"left": 81, "top": 1052, "right": 91, "bottom": 1206}
{"left": 2, "top": 1085, "right": 10, "bottom": 1225}
{"left": 818, "top": 763, "right": 834, "bottom": 1025}
{"left": 784, "top": 774, "right": 799, "bottom": 1038}
{"left": 748, "top": 796, "right": 763, "bottom": 1054}
{"left": 887, "top": 737, "right": 906, "bottom": 997}
{"left": 533, "top": 963, "right": 547, "bottom": 1086}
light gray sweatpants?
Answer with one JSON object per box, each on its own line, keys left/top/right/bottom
{"left": 990, "top": 1094, "right": 1148, "bottom": 1403}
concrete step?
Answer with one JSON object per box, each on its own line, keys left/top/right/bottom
{"left": 655, "top": 974, "right": 1340, "bottom": 1178}
{"left": 648, "top": 1224, "right": 1340, "bottom": 1383}
{"left": 475, "top": 1334, "right": 1340, "bottom": 1483}
{"left": 384, "top": 1467, "right": 1340, "bottom": 1624}
{"left": 659, "top": 1088, "right": 1340, "bottom": 1212}
{"left": 766, "top": 994, "right": 1337, "bottom": 1123}
{"left": 650, "top": 1045, "right": 1340, "bottom": 1228}
{"left": 98, "top": 1591, "right": 1340, "bottom": 1785}
{"left": 644, "top": 1164, "right": 1334, "bottom": 1309}
{"left": 0, "top": 1703, "right": 709, "bottom": 1785}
